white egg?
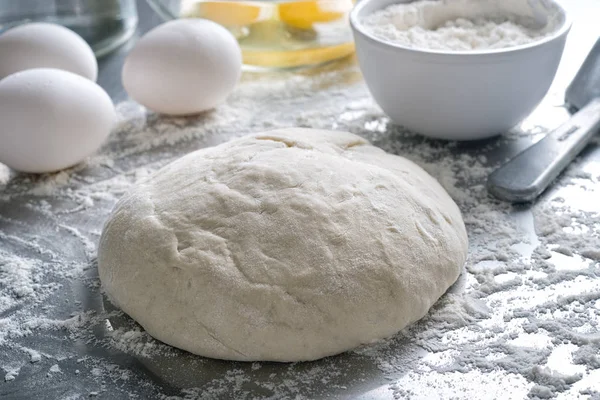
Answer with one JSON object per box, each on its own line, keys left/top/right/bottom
{"left": 0, "top": 68, "right": 115, "bottom": 173}
{"left": 0, "top": 22, "right": 97, "bottom": 81}
{"left": 122, "top": 19, "right": 242, "bottom": 115}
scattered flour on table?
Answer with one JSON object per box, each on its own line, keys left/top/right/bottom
{"left": 360, "top": 0, "right": 561, "bottom": 51}
{"left": 0, "top": 60, "right": 599, "bottom": 399}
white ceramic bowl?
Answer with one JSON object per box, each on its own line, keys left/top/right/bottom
{"left": 350, "top": 0, "right": 572, "bottom": 140}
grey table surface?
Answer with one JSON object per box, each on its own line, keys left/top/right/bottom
{"left": 1, "top": 0, "right": 600, "bottom": 399}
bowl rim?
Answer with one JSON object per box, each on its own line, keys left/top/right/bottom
{"left": 350, "top": 0, "right": 573, "bottom": 57}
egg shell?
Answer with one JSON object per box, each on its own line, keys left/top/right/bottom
{"left": 0, "top": 22, "right": 97, "bottom": 81}
{"left": 122, "top": 19, "right": 242, "bottom": 115}
{"left": 0, "top": 68, "right": 115, "bottom": 173}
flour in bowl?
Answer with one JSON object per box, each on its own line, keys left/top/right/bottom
{"left": 360, "top": 0, "right": 562, "bottom": 51}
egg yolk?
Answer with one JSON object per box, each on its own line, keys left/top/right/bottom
{"left": 185, "top": 1, "right": 264, "bottom": 27}
{"left": 279, "top": 1, "right": 346, "bottom": 30}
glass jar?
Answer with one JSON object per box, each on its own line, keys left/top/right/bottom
{"left": 147, "top": 0, "right": 355, "bottom": 69}
{"left": 0, "top": 0, "right": 138, "bottom": 57}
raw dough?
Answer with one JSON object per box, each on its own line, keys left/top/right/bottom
{"left": 98, "top": 128, "right": 468, "bottom": 362}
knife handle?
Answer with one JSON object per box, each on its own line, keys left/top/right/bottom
{"left": 487, "top": 97, "right": 600, "bottom": 203}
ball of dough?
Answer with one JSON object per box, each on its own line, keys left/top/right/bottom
{"left": 0, "top": 23, "right": 97, "bottom": 81}
{"left": 98, "top": 128, "right": 468, "bottom": 362}
{"left": 122, "top": 19, "right": 242, "bottom": 115}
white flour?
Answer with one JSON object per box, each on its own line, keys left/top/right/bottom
{"left": 360, "top": 0, "right": 562, "bottom": 51}
{"left": 0, "top": 35, "right": 599, "bottom": 399}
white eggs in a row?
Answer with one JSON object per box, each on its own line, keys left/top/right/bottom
{"left": 0, "top": 23, "right": 114, "bottom": 174}
{"left": 0, "top": 17, "right": 243, "bottom": 174}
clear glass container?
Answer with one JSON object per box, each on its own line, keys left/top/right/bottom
{"left": 0, "top": 0, "right": 138, "bottom": 57}
{"left": 147, "top": 0, "right": 355, "bottom": 69}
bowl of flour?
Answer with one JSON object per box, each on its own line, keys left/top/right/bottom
{"left": 350, "top": 0, "right": 571, "bottom": 140}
